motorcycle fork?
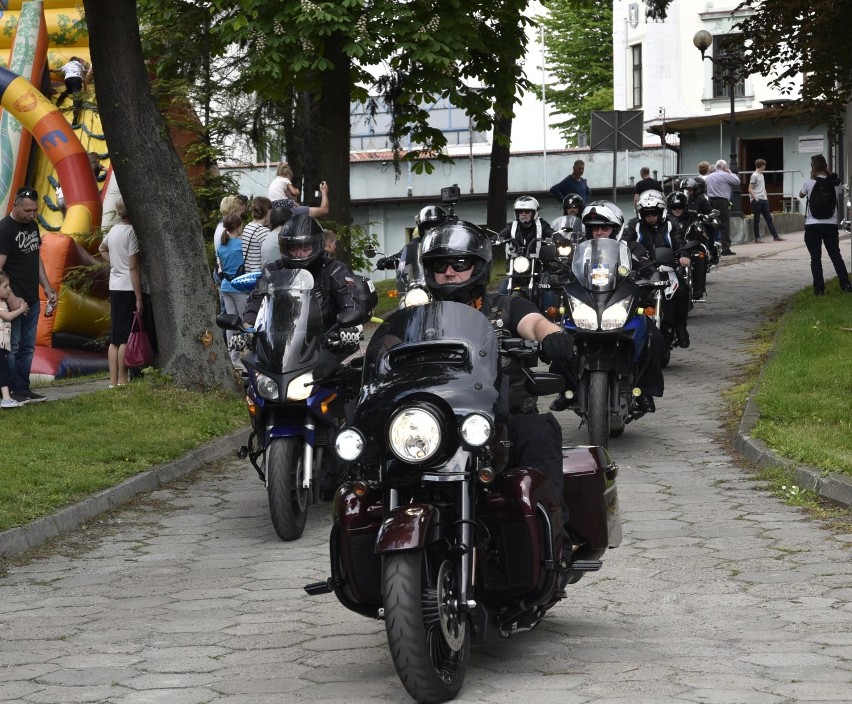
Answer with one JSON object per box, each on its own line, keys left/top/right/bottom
{"left": 456, "top": 475, "right": 476, "bottom": 611}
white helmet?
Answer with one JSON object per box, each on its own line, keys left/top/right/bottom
{"left": 636, "top": 189, "right": 667, "bottom": 220}
{"left": 513, "top": 195, "right": 540, "bottom": 221}
{"left": 581, "top": 201, "right": 625, "bottom": 239}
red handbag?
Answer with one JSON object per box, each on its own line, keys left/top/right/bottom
{"left": 124, "top": 311, "right": 155, "bottom": 367}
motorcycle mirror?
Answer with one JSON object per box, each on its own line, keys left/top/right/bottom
{"left": 364, "top": 244, "right": 377, "bottom": 258}
{"left": 525, "top": 372, "right": 565, "bottom": 397}
{"left": 538, "top": 243, "right": 558, "bottom": 263}
{"left": 654, "top": 247, "right": 677, "bottom": 267}
{"left": 337, "top": 308, "right": 364, "bottom": 327}
{"left": 216, "top": 313, "right": 243, "bottom": 331}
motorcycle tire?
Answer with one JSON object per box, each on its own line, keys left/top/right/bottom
{"left": 266, "top": 437, "right": 308, "bottom": 541}
{"left": 586, "top": 370, "right": 610, "bottom": 448}
{"left": 383, "top": 548, "right": 469, "bottom": 704}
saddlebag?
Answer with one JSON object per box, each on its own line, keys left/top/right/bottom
{"left": 563, "top": 446, "right": 622, "bottom": 555}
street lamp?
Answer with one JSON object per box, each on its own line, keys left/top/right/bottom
{"left": 693, "top": 29, "right": 743, "bottom": 216}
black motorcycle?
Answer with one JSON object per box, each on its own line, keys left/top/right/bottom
{"left": 305, "top": 301, "right": 621, "bottom": 703}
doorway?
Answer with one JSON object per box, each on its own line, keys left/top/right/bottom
{"left": 741, "top": 138, "right": 784, "bottom": 214}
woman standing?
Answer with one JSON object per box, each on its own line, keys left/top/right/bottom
{"left": 98, "top": 198, "right": 143, "bottom": 387}
{"left": 242, "top": 197, "right": 272, "bottom": 273}
{"left": 216, "top": 213, "right": 248, "bottom": 369}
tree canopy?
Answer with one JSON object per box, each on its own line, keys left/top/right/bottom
{"left": 539, "top": 0, "right": 613, "bottom": 145}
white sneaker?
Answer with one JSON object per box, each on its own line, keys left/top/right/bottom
{"left": 1, "top": 398, "right": 21, "bottom": 409}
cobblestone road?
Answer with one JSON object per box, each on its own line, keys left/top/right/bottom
{"left": 1, "top": 236, "right": 851, "bottom": 703}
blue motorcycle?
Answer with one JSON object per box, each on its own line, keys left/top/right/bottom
{"left": 218, "top": 268, "right": 366, "bottom": 540}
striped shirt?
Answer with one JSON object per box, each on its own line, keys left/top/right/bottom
{"left": 241, "top": 223, "right": 270, "bottom": 273}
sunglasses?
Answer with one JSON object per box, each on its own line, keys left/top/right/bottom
{"left": 16, "top": 188, "right": 38, "bottom": 201}
{"left": 432, "top": 258, "right": 474, "bottom": 273}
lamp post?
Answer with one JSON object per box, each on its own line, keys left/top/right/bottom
{"left": 693, "top": 29, "right": 743, "bottom": 216}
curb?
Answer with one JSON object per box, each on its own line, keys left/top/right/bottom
{"left": 0, "top": 426, "right": 249, "bottom": 560}
{"left": 734, "top": 386, "right": 852, "bottom": 510}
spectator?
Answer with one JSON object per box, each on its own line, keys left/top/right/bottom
{"left": 98, "top": 198, "right": 143, "bottom": 387}
{"left": 271, "top": 180, "right": 330, "bottom": 220}
{"left": 799, "top": 154, "right": 852, "bottom": 295}
{"left": 0, "top": 187, "right": 56, "bottom": 404}
{"left": 549, "top": 159, "right": 591, "bottom": 204}
{"left": 697, "top": 161, "right": 711, "bottom": 177}
{"left": 749, "top": 158, "right": 784, "bottom": 243}
{"left": 634, "top": 166, "right": 663, "bottom": 209}
{"left": 323, "top": 229, "right": 337, "bottom": 258}
{"left": 213, "top": 195, "right": 244, "bottom": 251}
{"left": 0, "top": 271, "right": 28, "bottom": 408}
{"left": 216, "top": 213, "right": 249, "bottom": 369}
{"left": 260, "top": 206, "right": 292, "bottom": 267}
{"left": 267, "top": 162, "right": 301, "bottom": 202}
{"left": 704, "top": 159, "right": 742, "bottom": 256}
{"left": 242, "top": 196, "right": 272, "bottom": 272}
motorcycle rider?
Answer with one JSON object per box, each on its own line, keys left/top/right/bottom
{"left": 241, "top": 214, "right": 365, "bottom": 348}
{"left": 549, "top": 194, "right": 584, "bottom": 236}
{"left": 621, "top": 190, "right": 692, "bottom": 349}
{"left": 498, "top": 196, "right": 556, "bottom": 308}
{"left": 549, "top": 201, "right": 664, "bottom": 414}
{"left": 376, "top": 204, "right": 446, "bottom": 272}
{"left": 667, "top": 190, "right": 708, "bottom": 301}
{"left": 683, "top": 177, "right": 718, "bottom": 263}
{"left": 420, "top": 218, "right": 577, "bottom": 566}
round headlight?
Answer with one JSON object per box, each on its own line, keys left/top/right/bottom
{"left": 286, "top": 372, "right": 314, "bottom": 401}
{"left": 402, "top": 287, "right": 431, "bottom": 308}
{"left": 256, "top": 373, "right": 279, "bottom": 401}
{"left": 513, "top": 256, "right": 531, "bottom": 274}
{"left": 460, "top": 414, "right": 492, "bottom": 447}
{"left": 335, "top": 428, "right": 365, "bottom": 461}
{"left": 557, "top": 245, "right": 572, "bottom": 257}
{"left": 388, "top": 408, "right": 442, "bottom": 463}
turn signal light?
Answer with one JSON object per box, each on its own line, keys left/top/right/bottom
{"left": 353, "top": 481, "right": 368, "bottom": 496}
{"left": 388, "top": 290, "right": 399, "bottom": 298}
{"left": 320, "top": 392, "right": 338, "bottom": 415}
{"left": 546, "top": 306, "right": 560, "bottom": 321}
{"left": 246, "top": 396, "right": 257, "bottom": 417}
{"left": 478, "top": 466, "right": 496, "bottom": 484}
{"left": 644, "top": 306, "right": 656, "bottom": 317}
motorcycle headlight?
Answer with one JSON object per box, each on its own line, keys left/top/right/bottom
{"left": 256, "top": 373, "right": 280, "bottom": 401}
{"left": 568, "top": 296, "right": 598, "bottom": 331}
{"left": 557, "top": 245, "right": 572, "bottom": 257}
{"left": 460, "top": 414, "right": 492, "bottom": 447}
{"left": 286, "top": 372, "right": 314, "bottom": 401}
{"left": 601, "top": 298, "right": 631, "bottom": 331}
{"left": 512, "top": 256, "right": 531, "bottom": 274}
{"left": 402, "top": 287, "right": 431, "bottom": 308}
{"left": 388, "top": 407, "right": 442, "bottom": 463}
{"left": 335, "top": 428, "right": 365, "bottom": 461}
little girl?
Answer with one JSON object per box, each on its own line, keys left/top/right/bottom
{"left": 267, "top": 162, "right": 301, "bottom": 203}
{"left": 0, "top": 271, "right": 29, "bottom": 409}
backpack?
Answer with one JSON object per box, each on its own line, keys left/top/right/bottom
{"left": 808, "top": 175, "right": 838, "bottom": 219}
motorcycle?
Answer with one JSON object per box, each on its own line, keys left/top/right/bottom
{"left": 372, "top": 239, "right": 433, "bottom": 308}
{"left": 679, "top": 210, "right": 719, "bottom": 301}
{"left": 493, "top": 233, "right": 564, "bottom": 321}
{"left": 304, "top": 300, "right": 621, "bottom": 704}
{"left": 216, "top": 268, "right": 369, "bottom": 541}
{"left": 559, "top": 238, "right": 669, "bottom": 446}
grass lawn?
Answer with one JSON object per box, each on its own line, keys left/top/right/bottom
{"left": 0, "top": 377, "right": 244, "bottom": 532}
{"left": 751, "top": 286, "right": 852, "bottom": 475}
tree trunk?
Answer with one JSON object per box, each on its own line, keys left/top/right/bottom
{"left": 319, "top": 32, "right": 353, "bottom": 267}
{"left": 487, "top": 111, "right": 513, "bottom": 232}
{"left": 284, "top": 86, "right": 321, "bottom": 208}
{"left": 84, "top": 0, "right": 237, "bottom": 391}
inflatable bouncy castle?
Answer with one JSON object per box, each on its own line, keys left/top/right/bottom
{"left": 0, "top": 0, "right": 114, "bottom": 379}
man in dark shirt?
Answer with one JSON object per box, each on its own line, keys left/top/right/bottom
{"left": 549, "top": 159, "right": 591, "bottom": 204}
{"left": 0, "top": 187, "right": 56, "bottom": 403}
{"left": 633, "top": 166, "right": 663, "bottom": 210}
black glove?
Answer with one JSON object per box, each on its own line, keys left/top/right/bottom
{"left": 541, "top": 331, "right": 574, "bottom": 362}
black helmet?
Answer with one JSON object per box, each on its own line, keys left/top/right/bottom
{"left": 415, "top": 205, "right": 447, "bottom": 237}
{"left": 691, "top": 176, "right": 706, "bottom": 196}
{"left": 562, "top": 193, "right": 585, "bottom": 214}
{"left": 667, "top": 191, "right": 689, "bottom": 211}
{"left": 580, "top": 201, "right": 624, "bottom": 239}
{"left": 421, "top": 220, "right": 492, "bottom": 303}
{"left": 278, "top": 214, "right": 323, "bottom": 269}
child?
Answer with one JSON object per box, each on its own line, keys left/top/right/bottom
{"left": 0, "top": 271, "right": 29, "bottom": 409}
{"left": 267, "top": 162, "right": 301, "bottom": 203}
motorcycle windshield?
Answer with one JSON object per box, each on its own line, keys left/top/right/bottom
{"left": 360, "top": 301, "right": 502, "bottom": 420}
{"left": 254, "top": 268, "right": 323, "bottom": 372}
{"left": 571, "top": 238, "right": 633, "bottom": 292}
{"left": 397, "top": 239, "right": 426, "bottom": 290}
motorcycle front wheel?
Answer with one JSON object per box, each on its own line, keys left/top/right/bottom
{"left": 383, "top": 547, "right": 469, "bottom": 704}
{"left": 266, "top": 437, "right": 308, "bottom": 541}
{"left": 587, "top": 370, "right": 610, "bottom": 448}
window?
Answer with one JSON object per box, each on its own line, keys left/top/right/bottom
{"left": 631, "top": 44, "right": 642, "bottom": 108}
{"left": 711, "top": 34, "right": 745, "bottom": 99}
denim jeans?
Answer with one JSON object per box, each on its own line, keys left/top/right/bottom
{"left": 8, "top": 299, "right": 40, "bottom": 393}
{"left": 752, "top": 199, "right": 779, "bottom": 239}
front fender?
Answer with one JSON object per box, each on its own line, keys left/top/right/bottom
{"left": 375, "top": 503, "right": 438, "bottom": 553}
